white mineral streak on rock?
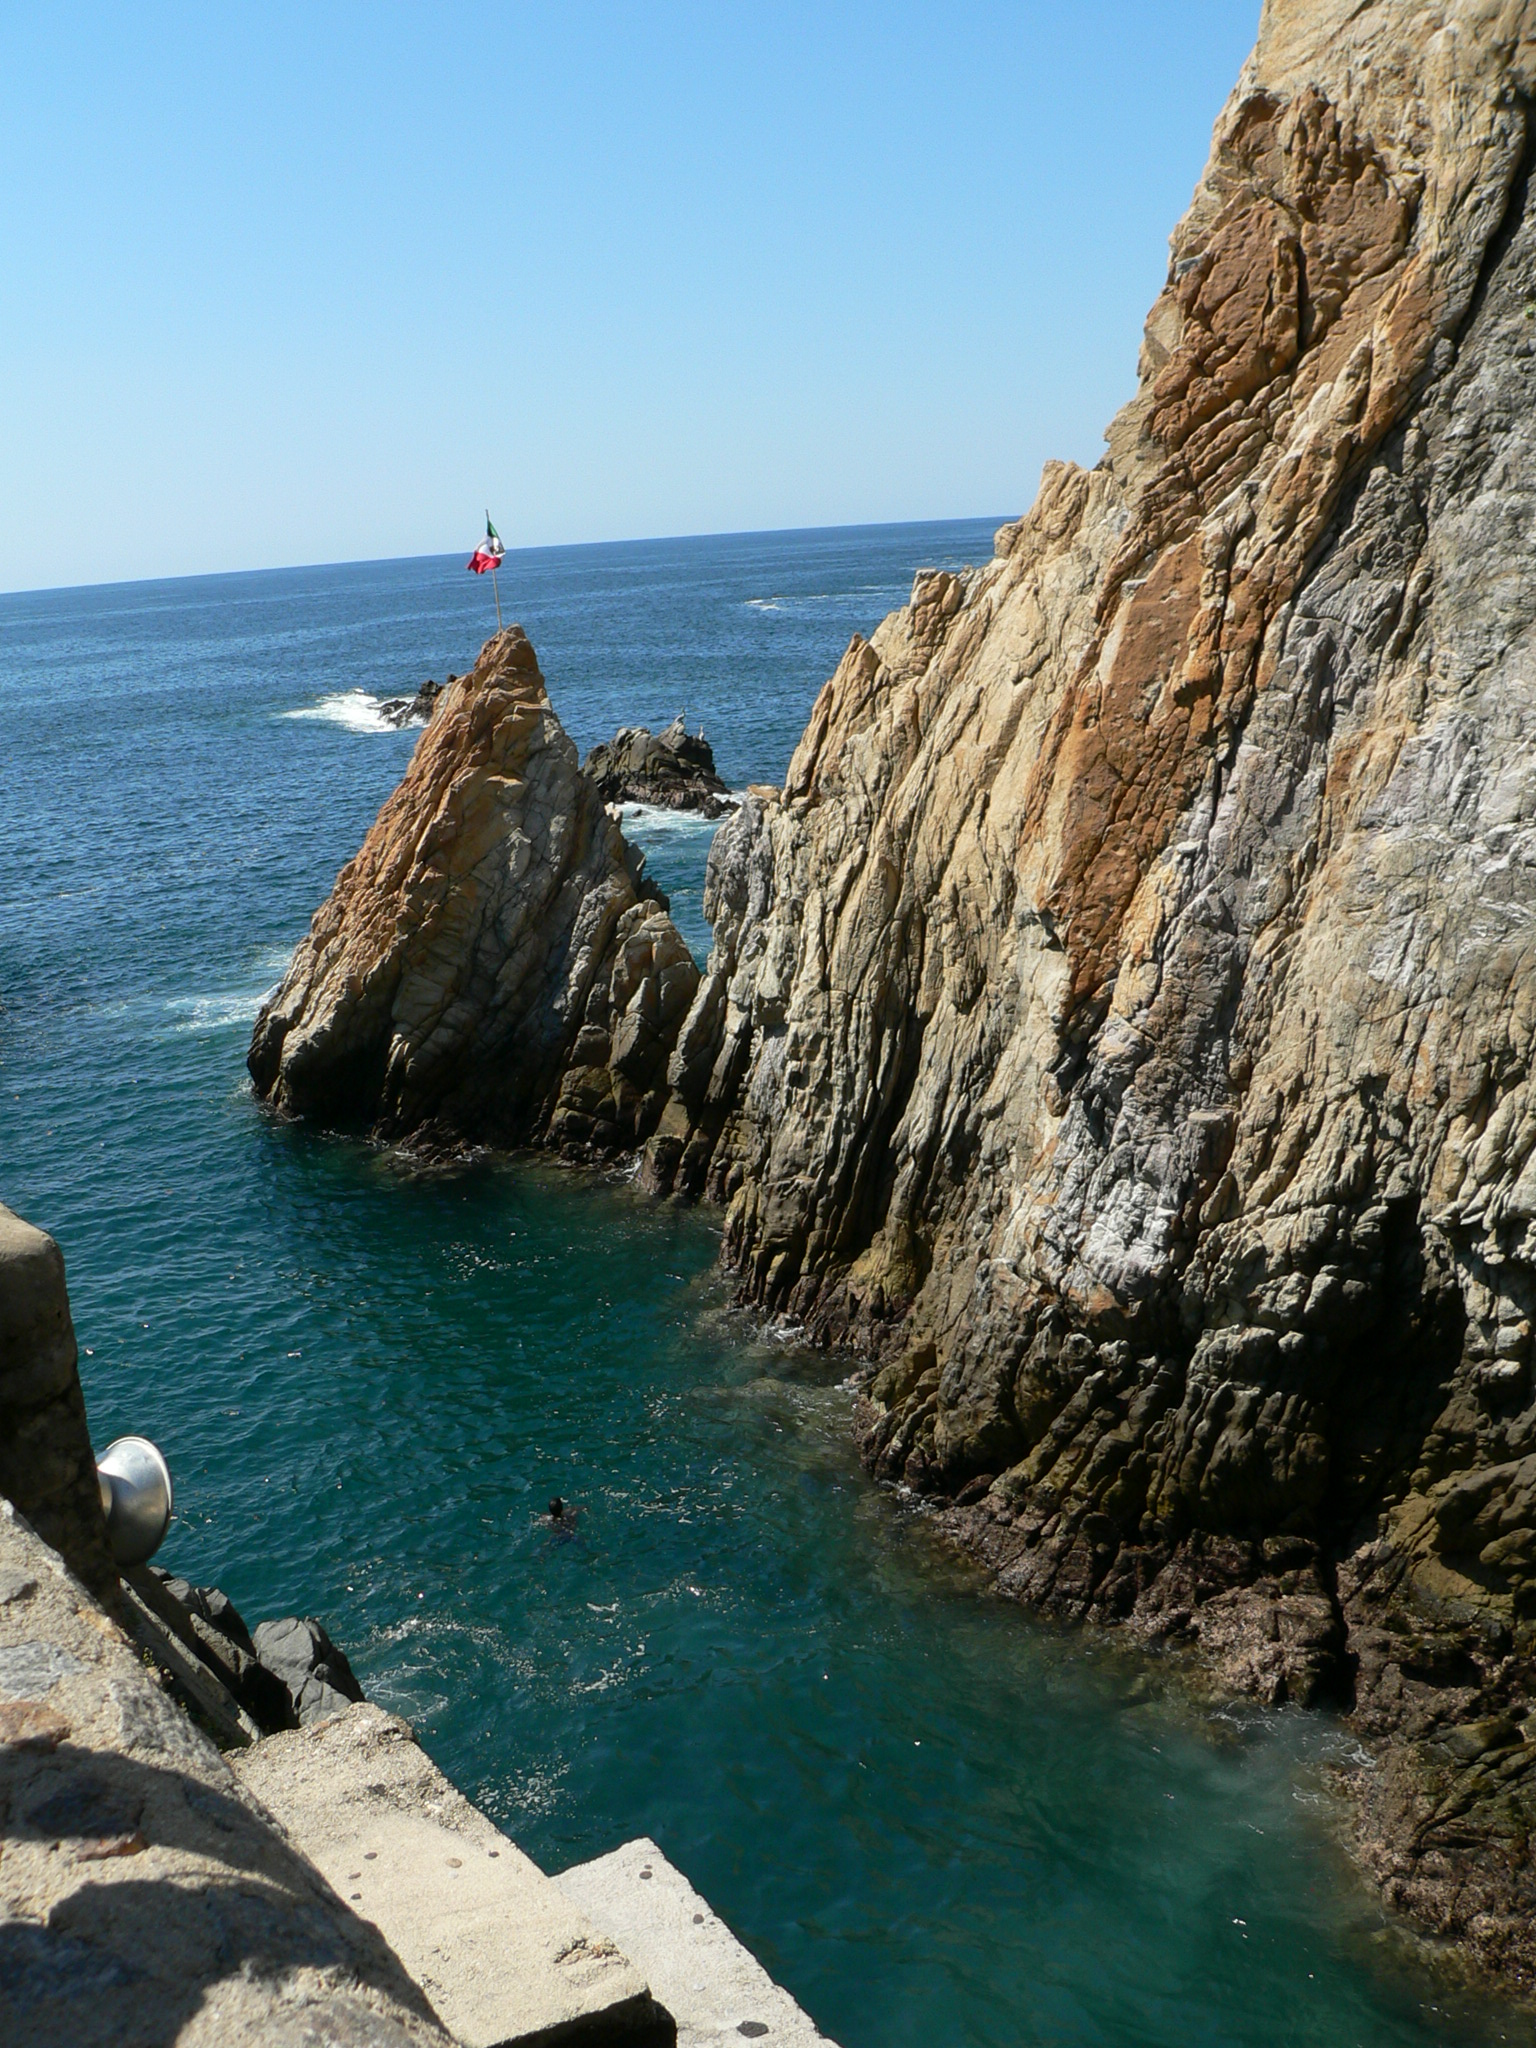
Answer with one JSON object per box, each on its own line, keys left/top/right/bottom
{"left": 643, "top": 0, "right": 1536, "bottom": 1975}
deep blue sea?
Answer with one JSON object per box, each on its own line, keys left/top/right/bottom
{"left": 2, "top": 523, "right": 1529, "bottom": 2048}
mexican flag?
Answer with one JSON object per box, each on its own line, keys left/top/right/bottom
{"left": 467, "top": 514, "right": 505, "bottom": 575}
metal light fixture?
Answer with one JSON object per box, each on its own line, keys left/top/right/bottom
{"left": 96, "top": 1436, "right": 174, "bottom": 1566}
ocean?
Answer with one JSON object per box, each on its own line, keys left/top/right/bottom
{"left": 1, "top": 521, "right": 1527, "bottom": 2047}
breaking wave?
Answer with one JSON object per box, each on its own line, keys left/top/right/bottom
{"left": 280, "top": 690, "right": 403, "bottom": 734}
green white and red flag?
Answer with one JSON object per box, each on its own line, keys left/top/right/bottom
{"left": 467, "top": 515, "right": 505, "bottom": 575}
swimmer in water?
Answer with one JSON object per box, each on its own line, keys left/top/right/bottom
{"left": 549, "top": 1496, "right": 564, "bottom": 1520}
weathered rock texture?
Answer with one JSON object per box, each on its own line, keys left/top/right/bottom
{"left": 249, "top": 627, "right": 699, "bottom": 1156}
{"left": 642, "top": 0, "right": 1536, "bottom": 1982}
{"left": 0, "top": 1499, "right": 452, "bottom": 2048}
{"left": 0, "top": 1205, "right": 117, "bottom": 1604}
{"left": 584, "top": 715, "right": 735, "bottom": 818}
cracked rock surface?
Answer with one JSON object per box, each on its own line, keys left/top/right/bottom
{"left": 641, "top": 0, "right": 1536, "bottom": 1982}
{"left": 0, "top": 1500, "right": 450, "bottom": 2048}
{"left": 248, "top": 626, "right": 698, "bottom": 1158}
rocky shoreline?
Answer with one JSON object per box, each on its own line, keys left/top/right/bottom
{"left": 244, "top": 0, "right": 1536, "bottom": 1995}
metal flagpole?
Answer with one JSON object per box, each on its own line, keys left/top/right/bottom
{"left": 492, "top": 565, "right": 502, "bottom": 629}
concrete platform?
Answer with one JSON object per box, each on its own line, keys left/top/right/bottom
{"left": 233, "top": 1704, "right": 675, "bottom": 2048}
{"left": 557, "top": 1838, "right": 838, "bottom": 2048}
{"left": 0, "top": 1502, "right": 451, "bottom": 2048}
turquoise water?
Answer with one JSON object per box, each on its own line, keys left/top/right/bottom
{"left": 2, "top": 524, "right": 1530, "bottom": 2047}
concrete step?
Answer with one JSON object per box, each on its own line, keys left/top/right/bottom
{"left": 232, "top": 1703, "right": 674, "bottom": 2048}
{"left": 557, "top": 1838, "right": 839, "bottom": 2048}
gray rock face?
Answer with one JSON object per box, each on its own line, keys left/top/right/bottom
{"left": 251, "top": 1617, "right": 365, "bottom": 1728}
{"left": 584, "top": 717, "right": 734, "bottom": 817}
{"left": 640, "top": 0, "right": 1536, "bottom": 1980}
{"left": 249, "top": 627, "right": 699, "bottom": 1157}
{"left": 0, "top": 1205, "right": 116, "bottom": 1604}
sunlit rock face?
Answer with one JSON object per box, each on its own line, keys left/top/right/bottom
{"left": 249, "top": 626, "right": 696, "bottom": 1157}
{"left": 645, "top": 0, "right": 1536, "bottom": 1974}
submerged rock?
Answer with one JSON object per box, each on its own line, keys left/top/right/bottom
{"left": 249, "top": 626, "right": 697, "bottom": 1156}
{"left": 639, "top": 0, "right": 1536, "bottom": 1980}
{"left": 584, "top": 715, "right": 734, "bottom": 817}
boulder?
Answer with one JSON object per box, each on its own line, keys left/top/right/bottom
{"left": 252, "top": 1616, "right": 366, "bottom": 1728}
{"left": 584, "top": 716, "right": 734, "bottom": 817}
{"left": 145, "top": 1567, "right": 297, "bottom": 1733}
{"left": 377, "top": 677, "right": 446, "bottom": 728}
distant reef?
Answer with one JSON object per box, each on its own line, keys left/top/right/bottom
{"left": 584, "top": 716, "right": 735, "bottom": 818}
{"left": 252, "top": 0, "right": 1536, "bottom": 1987}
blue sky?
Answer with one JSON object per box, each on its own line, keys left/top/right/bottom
{"left": 0, "top": 3, "right": 1259, "bottom": 590}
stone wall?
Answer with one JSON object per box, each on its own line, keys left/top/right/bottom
{"left": 0, "top": 1205, "right": 117, "bottom": 1604}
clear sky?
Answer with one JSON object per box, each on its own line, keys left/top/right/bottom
{"left": 0, "top": 3, "right": 1260, "bottom": 591}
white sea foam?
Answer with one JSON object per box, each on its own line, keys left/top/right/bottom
{"left": 745, "top": 584, "right": 899, "bottom": 614}
{"left": 280, "top": 690, "right": 402, "bottom": 734}
{"left": 613, "top": 798, "right": 736, "bottom": 840}
{"left": 164, "top": 991, "right": 267, "bottom": 1034}
{"left": 161, "top": 948, "right": 294, "bottom": 1035}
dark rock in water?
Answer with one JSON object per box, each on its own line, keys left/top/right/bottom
{"left": 252, "top": 1615, "right": 366, "bottom": 1728}
{"left": 377, "top": 676, "right": 447, "bottom": 728}
{"left": 584, "top": 715, "right": 735, "bottom": 818}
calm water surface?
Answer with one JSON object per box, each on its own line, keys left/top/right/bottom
{"left": 2, "top": 524, "right": 1529, "bottom": 2047}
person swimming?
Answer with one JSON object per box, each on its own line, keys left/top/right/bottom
{"left": 544, "top": 1494, "right": 579, "bottom": 1541}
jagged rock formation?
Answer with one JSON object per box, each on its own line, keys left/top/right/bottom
{"left": 249, "top": 627, "right": 698, "bottom": 1156}
{"left": 584, "top": 716, "right": 735, "bottom": 818}
{"left": 642, "top": 0, "right": 1536, "bottom": 1980}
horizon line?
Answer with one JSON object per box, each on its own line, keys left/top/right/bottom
{"left": 0, "top": 510, "right": 1015, "bottom": 604}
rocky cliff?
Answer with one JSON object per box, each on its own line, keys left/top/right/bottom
{"left": 642, "top": 0, "right": 1536, "bottom": 1979}
{"left": 249, "top": 627, "right": 699, "bottom": 1157}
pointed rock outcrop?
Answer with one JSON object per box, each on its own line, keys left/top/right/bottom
{"left": 249, "top": 626, "right": 697, "bottom": 1154}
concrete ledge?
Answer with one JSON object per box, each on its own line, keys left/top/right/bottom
{"left": 233, "top": 1704, "right": 675, "bottom": 2048}
{"left": 557, "top": 1838, "right": 838, "bottom": 2048}
{"left": 0, "top": 1501, "right": 450, "bottom": 2048}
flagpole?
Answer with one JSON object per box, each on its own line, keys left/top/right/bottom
{"left": 492, "top": 566, "right": 502, "bottom": 630}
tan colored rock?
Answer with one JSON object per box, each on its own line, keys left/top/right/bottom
{"left": 644, "top": 0, "right": 1536, "bottom": 1978}
{"left": 249, "top": 626, "right": 697, "bottom": 1154}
